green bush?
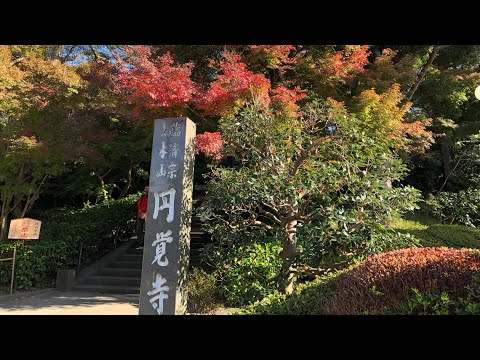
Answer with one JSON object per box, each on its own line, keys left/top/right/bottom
{"left": 0, "top": 195, "right": 137, "bottom": 289}
{"left": 237, "top": 272, "right": 339, "bottom": 315}
{"left": 202, "top": 241, "right": 283, "bottom": 307}
{"left": 297, "top": 223, "right": 419, "bottom": 270}
{"left": 425, "top": 189, "right": 480, "bottom": 227}
{"left": 186, "top": 267, "right": 219, "bottom": 314}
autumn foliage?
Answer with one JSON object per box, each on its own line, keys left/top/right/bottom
{"left": 195, "top": 52, "right": 271, "bottom": 116}
{"left": 324, "top": 247, "right": 480, "bottom": 314}
{"left": 303, "top": 45, "right": 370, "bottom": 84}
{"left": 114, "top": 46, "right": 195, "bottom": 118}
{"left": 270, "top": 85, "right": 306, "bottom": 118}
{"left": 245, "top": 45, "right": 297, "bottom": 72}
{"left": 194, "top": 131, "right": 224, "bottom": 161}
{"left": 351, "top": 83, "right": 434, "bottom": 152}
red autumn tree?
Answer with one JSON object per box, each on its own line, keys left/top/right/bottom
{"left": 114, "top": 45, "right": 196, "bottom": 119}
{"left": 194, "top": 131, "right": 224, "bottom": 161}
{"left": 195, "top": 51, "right": 271, "bottom": 116}
{"left": 270, "top": 85, "right": 306, "bottom": 118}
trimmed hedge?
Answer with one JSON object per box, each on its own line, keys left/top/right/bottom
{"left": 0, "top": 194, "right": 138, "bottom": 289}
{"left": 324, "top": 247, "right": 480, "bottom": 315}
{"left": 241, "top": 247, "right": 480, "bottom": 315}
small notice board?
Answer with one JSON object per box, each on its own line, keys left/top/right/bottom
{"left": 8, "top": 218, "right": 42, "bottom": 240}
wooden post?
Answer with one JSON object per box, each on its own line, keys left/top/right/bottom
{"left": 10, "top": 247, "right": 16, "bottom": 294}
{"left": 77, "top": 243, "right": 83, "bottom": 274}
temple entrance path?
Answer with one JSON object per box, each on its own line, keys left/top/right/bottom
{"left": 0, "top": 290, "right": 139, "bottom": 315}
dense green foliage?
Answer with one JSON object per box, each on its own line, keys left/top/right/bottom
{"left": 203, "top": 241, "right": 283, "bottom": 306}
{"left": 0, "top": 195, "right": 137, "bottom": 289}
{"left": 186, "top": 267, "right": 219, "bottom": 314}
{"left": 425, "top": 189, "right": 480, "bottom": 227}
{"left": 236, "top": 273, "right": 338, "bottom": 315}
{"left": 199, "top": 99, "right": 421, "bottom": 296}
{"left": 2, "top": 44, "right": 480, "bottom": 311}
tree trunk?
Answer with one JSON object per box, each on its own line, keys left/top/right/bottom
{"left": 440, "top": 139, "right": 453, "bottom": 179}
{"left": 0, "top": 192, "right": 14, "bottom": 242}
{"left": 279, "top": 202, "right": 300, "bottom": 294}
{"left": 118, "top": 166, "right": 133, "bottom": 199}
{"left": 12, "top": 194, "right": 23, "bottom": 218}
{"left": 96, "top": 169, "right": 111, "bottom": 203}
{"left": 0, "top": 207, "right": 7, "bottom": 242}
{"left": 82, "top": 196, "right": 90, "bottom": 208}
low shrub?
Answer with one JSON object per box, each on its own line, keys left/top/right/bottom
{"left": 324, "top": 247, "right": 480, "bottom": 315}
{"left": 186, "top": 267, "right": 219, "bottom": 314}
{"left": 238, "top": 272, "right": 339, "bottom": 315}
{"left": 425, "top": 189, "right": 480, "bottom": 227}
{"left": 202, "top": 241, "right": 283, "bottom": 307}
{"left": 0, "top": 195, "right": 137, "bottom": 289}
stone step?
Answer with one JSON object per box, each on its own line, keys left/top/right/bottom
{"left": 82, "top": 276, "right": 141, "bottom": 286}
{"left": 97, "top": 267, "right": 142, "bottom": 277}
{"left": 109, "top": 260, "right": 143, "bottom": 269}
{"left": 126, "top": 248, "right": 143, "bottom": 255}
{"left": 189, "top": 258, "right": 202, "bottom": 266}
{"left": 116, "top": 254, "right": 143, "bottom": 262}
{"left": 190, "top": 242, "right": 205, "bottom": 248}
{"left": 71, "top": 284, "right": 140, "bottom": 294}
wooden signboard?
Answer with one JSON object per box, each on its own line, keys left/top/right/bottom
{"left": 8, "top": 218, "right": 42, "bottom": 240}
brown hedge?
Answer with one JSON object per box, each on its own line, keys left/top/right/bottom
{"left": 324, "top": 247, "right": 480, "bottom": 315}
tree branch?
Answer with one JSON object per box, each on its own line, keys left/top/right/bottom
{"left": 10, "top": 57, "right": 25, "bottom": 67}
{"left": 258, "top": 208, "right": 282, "bottom": 225}
{"left": 405, "top": 45, "right": 450, "bottom": 104}
{"left": 89, "top": 45, "right": 100, "bottom": 61}
{"left": 437, "top": 141, "right": 474, "bottom": 193}
{"left": 252, "top": 220, "right": 273, "bottom": 230}
{"left": 290, "top": 137, "right": 328, "bottom": 176}
{"left": 21, "top": 174, "right": 49, "bottom": 217}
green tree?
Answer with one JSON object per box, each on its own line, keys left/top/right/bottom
{"left": 0, "top": 45, "right": 83, "bottom": 240}
{"left": 199, "top": 100, "right": 420, "bottom": 294}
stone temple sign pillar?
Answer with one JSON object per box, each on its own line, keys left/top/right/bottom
{"left": 139, "top": 117, "right": 196, "bottom": 315}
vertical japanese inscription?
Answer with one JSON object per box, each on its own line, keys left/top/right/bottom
{"left": 139, "top": 118, "right": 196, "bottom": 315}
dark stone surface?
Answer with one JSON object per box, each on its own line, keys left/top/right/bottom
{"left": 56, "top": 269, "right": 76, "bottom": 292}
{"left": 139, "top": 118, "right": 196, "bottom": 315}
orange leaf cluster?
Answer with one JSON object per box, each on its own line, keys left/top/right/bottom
{"left": 196, "top": 52, "right": 271, "bottom": 116}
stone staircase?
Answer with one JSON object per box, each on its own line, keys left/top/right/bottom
{"left": 71, "top": 241, "right": 142, "bottom": 294}
{"left": 71, "top": 216, "right": 209, "bottom": 294}
{"left": 189, "top": 216, "right": 209, "bottom": 266}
